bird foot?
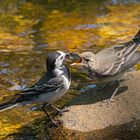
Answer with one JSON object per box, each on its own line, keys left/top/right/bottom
{"left": 50, "top": 119, "right": 63, "bottom": 127}
{"left": 88, "top": 73, "right": 94, "bottom": 80}
{"left": 99, "top": 99, "right": 116, "bottom": 107}
{"left": 57, "top": 106, "right": 69, "bottom": 116}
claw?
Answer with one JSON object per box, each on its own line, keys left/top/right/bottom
{"left": 99, "top": 99, "right": 116, "bottom": 107}
{"left": 57, "top": 107, "right": 69, "bottom": 116}
{"left": 50, "top": 119, "right": 62, "bottom": 127}
{"left": 50, "top": 105, "right": 69, "bottom": 116}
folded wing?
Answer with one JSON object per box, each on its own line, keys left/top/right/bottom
{"left": 94, "top": 29, "right": 140, "bottom": 76}
{"left": 14, "top": 76, "right": 64, "bottom": 102}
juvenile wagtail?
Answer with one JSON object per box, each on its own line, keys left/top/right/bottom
{"left": 71, "top": 29, "right": 140, "bottom": 104}
{"left": 0, "top": 51, "right": 71, "bottom": 126}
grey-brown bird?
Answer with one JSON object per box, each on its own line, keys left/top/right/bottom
{"left": 70, "top": 29, "right": 140, "bottom": 104}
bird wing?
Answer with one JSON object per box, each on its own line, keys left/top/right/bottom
{"left": 19, "top": 76, "right": 64, "bottom": 96}
{"left": 94, "top": 30, "right": 140, "bottom": 76}
{"left": 94, "top": 48, "right": 124, "bottom": 75}
{"left": 35, "top": 76, "right": 64, "bottom": 92}
{"left": 21, "top": 73, "right": 49, "bottom": 92}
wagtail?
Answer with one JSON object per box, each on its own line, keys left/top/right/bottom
{"left": 71, "top": 29, "right": 140, "bottom": 104}
{"left": 0, "top": 51, "right": 71, "bottom": 126}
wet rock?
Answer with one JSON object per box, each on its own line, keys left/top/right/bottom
{"left": 61, "top": 71, "right": 140, "bottom": 132}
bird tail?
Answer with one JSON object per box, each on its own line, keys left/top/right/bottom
{"left": 121, "top": 52, "right": 140, "bottom": 72}
{"left": 114, "top": 29, "right": 140, "bottom": 62}
{"left": 125, "top": 30, "right": 140, "bottom": 52}
{"left": 0, "top": 99, "right": 19, "bottom": 112}
{"left": 133, "top": 29, "right": 140, "bottom": 39}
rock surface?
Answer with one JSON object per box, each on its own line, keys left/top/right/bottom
{"left": 61, "top": 71, "right": 140, "bottom": 132}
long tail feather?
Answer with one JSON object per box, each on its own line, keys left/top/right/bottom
{"left": 133, "top": 29, "right": 140, "bottom": 39}
{"left": 0, "top": 100, "right": 19, "bottom": 112}
{"left": 121, "top": 52, "right": 140, "bottom": 72}
{"left": 123, "top": 29, "right": 140, "bottom": 57}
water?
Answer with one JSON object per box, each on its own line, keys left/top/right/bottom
{"left": 0, "top": 0, "right": 140, "bottom": 139}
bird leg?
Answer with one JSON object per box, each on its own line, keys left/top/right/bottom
{"left": 102, "top": 86, "right": 119, "bottom": 105}
{"left": 88, "top": 70, "right": 95, "bottom": 80}
{"left": 109, "top": 86, "right": 119, "bottom": 102}
{"left": 101, "top": 80, "right": 120, "bottom": 106}
{"left": 109, "top": 80, "right": 120, "bottom": 102}
{"left": 42, "top": 103, "right": 61, "bottom": 127}
{"left": 50, "top": 105, "right": 69, "bottom": 116}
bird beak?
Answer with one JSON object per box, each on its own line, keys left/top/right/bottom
{"left": 70, "top": 62, "right": 83, "bottom": 66}
{"left": 70, "top": 57, "right": 84, "bottom": 66}
{"left": 64, "top": 50, "right": 71, "bottom": 59}
{"left": 64, "top": 52, "right": 84, "bottom": 66}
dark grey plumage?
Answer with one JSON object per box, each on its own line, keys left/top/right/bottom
{"left": 0, "top": 51, "right": 71, "bottom": 126}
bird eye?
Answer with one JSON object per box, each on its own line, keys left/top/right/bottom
{"left": 84, "top": 58, "right": 90, "bottom": 62}
{"left": 61, "top": 56, "right": 63, "bottom": 59}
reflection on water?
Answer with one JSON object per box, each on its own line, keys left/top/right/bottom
{"left": 0, "top": 0, "right": 140, "bottom": 52}
{"left": 80, "top": 84, "right": 97, "bottom": 92}
{"left": 0, "top": 0, "right": 140, "bottom": 139}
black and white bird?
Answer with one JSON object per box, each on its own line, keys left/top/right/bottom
{"left": 71, "top": 29, "right": 140, "bottom": 104}
{"left": 0, "top": 51, "right": 71, "bottom": 125}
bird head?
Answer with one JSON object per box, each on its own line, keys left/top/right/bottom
{"left": 46, "top": 51, "right": 70, "bottom": 70}
{"left": 70, "top": 52, "right": 95, "bottom": 70}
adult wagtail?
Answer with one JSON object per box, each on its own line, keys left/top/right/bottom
{"left": 0, "top": 51, "right": 71, "bottom": 126}
{"left": 71, "top": 29, "right": 140, "bottom": 104}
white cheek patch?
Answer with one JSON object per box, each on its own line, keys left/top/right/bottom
{"left": 55, "top": 51, "right": 66, "bottom": 67}
{"left": 55, "top": 58, "right": 61, "bottom": 67}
